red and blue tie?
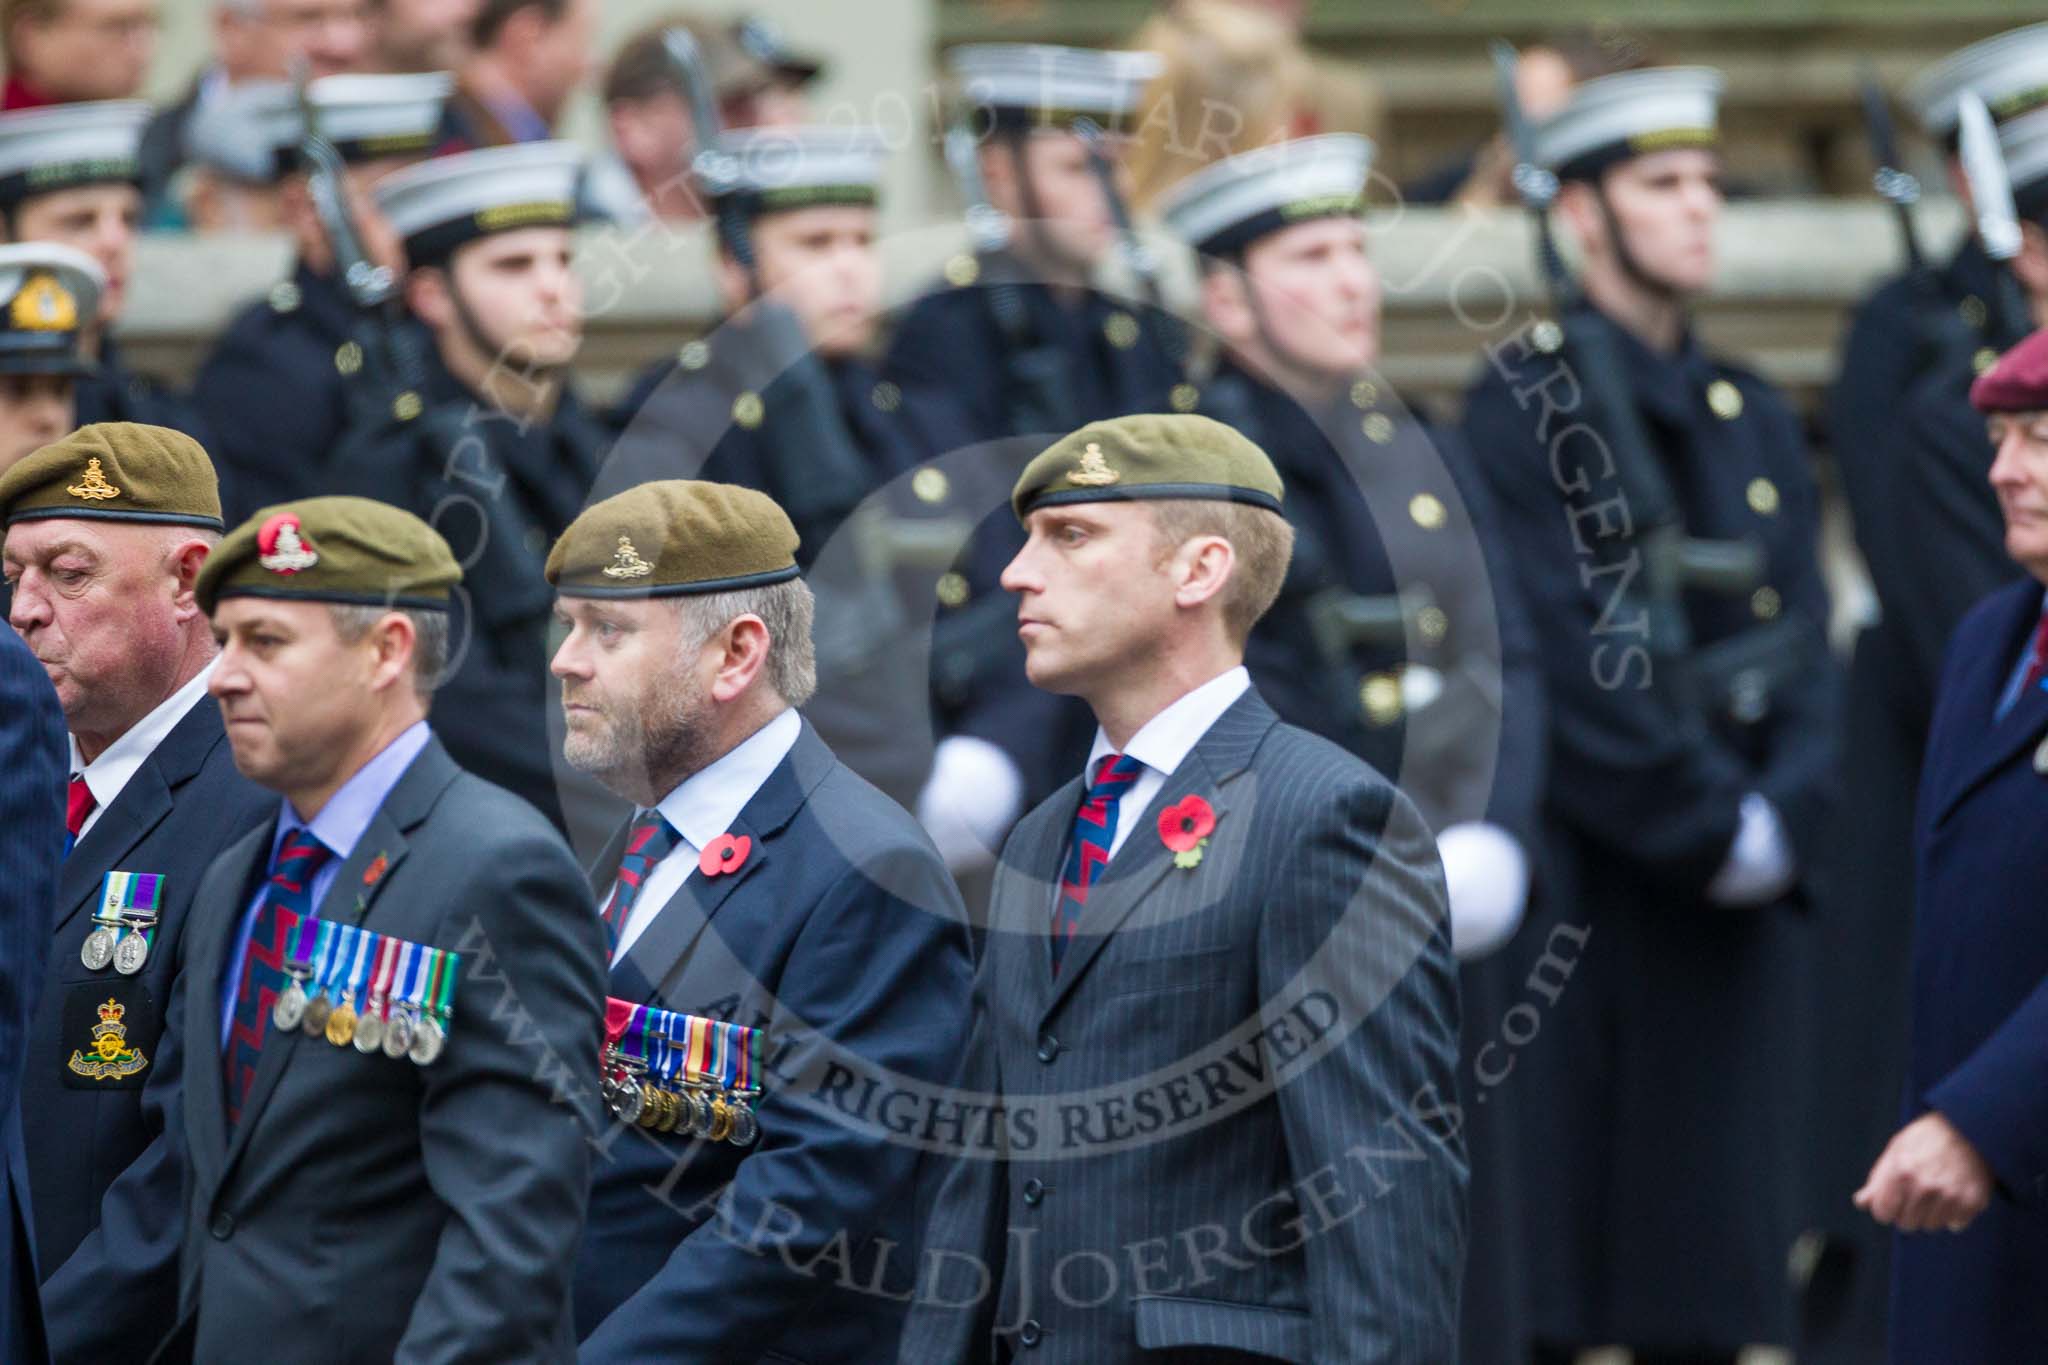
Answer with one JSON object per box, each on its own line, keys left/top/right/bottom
{"left": 224, "top": 830, "right": 331, "bottom": 1128}
{"left": 601, "top": 810, "right": 682, "bottom": 959}
{"left": 62, "top": 776, "right": 94, "bottom": 858}
{"left": 1052, "top": 753, "right": 1143, "bottom": 974}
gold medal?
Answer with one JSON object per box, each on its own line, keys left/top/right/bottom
{"left": 705, "top": 1097, "right": 734, "bottom": 1143}
{"left": 325, "top": 992, "right": 357, "bottom": 1047}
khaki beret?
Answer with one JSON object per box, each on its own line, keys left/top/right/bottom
{"left": 197, "top": 496, "right": 461, "bottom": 614}
{"left": 1012, "top": 414, "right": 1285, "bottom": 521}
{"left": 547, "top": 481, "right": 800, "bottom": 598}
{"left": 0, "top": 423, "right": 222, "bottom": 530}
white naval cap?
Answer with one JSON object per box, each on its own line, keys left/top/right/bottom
{"left": 373, "top": 140, "right": 583, "bottom": 266}
{"left": 187, "top": 72, "right": 451, "bottom": 184}
{"left": 695, "top": 125, "right": 888, "bottom": 212}
{"left": 949, "top": 43, "right": 1163, "bottom": 131}
{"left": 1908, "top": 22, "right": 2048, "bottom": 141}
{"left": 1530, "top": 66, "right": 1723, "bottom": 180}
{"left": 2000, "top": 105, "right": 2048, "bottom": 217}
{"left": 0, "top": 100, "right": 149, "bottom": 207}
{"left": 0, "top": 242, "right": 103, "bottom": 376}
{"left": 1156, "top": 134, "right": 1374, "bottom": 257}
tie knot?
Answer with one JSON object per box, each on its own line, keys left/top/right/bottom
{"left": 64, "top": 775, "right": 95, "bottom": 838}
{"left": 626, "top": 809, "right": 683, "bottom": 861}
{"left": 272, "top": 831, "right": 334, "bottom": 884}
{"left": 1089, "top": 752, "right": 1143, "bottom": 794}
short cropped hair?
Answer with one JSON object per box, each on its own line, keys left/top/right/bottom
{"left": 1149, "top": 498, "right": 1294, "bottom": 644}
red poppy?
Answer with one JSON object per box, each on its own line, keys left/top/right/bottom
{"left": 362, "top": 853, "right": 389, "bottom": 887}
{"left": 699, "top": 833, "right": 752, "bottom": 877}
{"left": 1158, "top": 795, "right": 1216, "bottom": 853}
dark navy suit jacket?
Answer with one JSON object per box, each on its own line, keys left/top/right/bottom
{"left": 30, "top": 698, "right": 271, "bottom": 1364}
{"left": 1, "top": 623, "right": 66, "bottom": 1365}
{"left": 573, "top": 719, "right": 973, "bottom": 1364}
{"left": 1894, "top": 577, "right": 2048, "bottom": 1362}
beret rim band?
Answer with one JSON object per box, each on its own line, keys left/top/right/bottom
{"left": 6, "top": 506, "right": 224, "bottom": 531}
{"left": 1019, "top": 483, "right": 1284, "bottom": 517}
{"left": 552, "top": 563, "right": 803, "bottom": 599}
{"left": 206, "top": 585, "right": 453, "bottom": 611}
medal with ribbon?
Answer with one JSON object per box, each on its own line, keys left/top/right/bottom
{"left": 325, "top": 923, "right": 373, "bottom": 1047}
{"left": 83, "top": 871, "right": 161, "bottom": 974}
{"left": 354, "top": 933, "right": 401, "bottom": 1054}
{"left": 409, "top": 945, "right": 457, "bottom": 1066}
{"left": 603, "top": 999, "right": 649, "bottom": 1124}
{"left": 298, "top": 919, "right": 342, "bottom": 1037}
{"left": 271, "top": 911, "right": 319, "bottom": 1032}
{"left": 383, "top": 939, "right": 421, "bottom": 1059}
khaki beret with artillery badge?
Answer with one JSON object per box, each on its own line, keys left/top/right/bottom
{"left": 547, "top": 481, "right": 801, "bottom": 598}
{"left": 0, "top": 422, "right": 222, "bottom": 530}
{"left": 1011, "top": 413, "right": 1286, "bottom": 520}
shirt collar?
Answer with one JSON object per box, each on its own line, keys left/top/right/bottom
{"left": 1086, "top": 666, "right": 1250, "bottom": 783}
{"left": 274, "top": 720, "right": 433, "bottom": 864}
{"left": 71, "top": 661, "right": 217, "bottom": 804}
{"left": 653, "top": 707, "right": 802, "bottom": 851}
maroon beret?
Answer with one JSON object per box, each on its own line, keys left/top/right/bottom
{"left": 1970, "top": 327, "right": 2048, "bottom": 413}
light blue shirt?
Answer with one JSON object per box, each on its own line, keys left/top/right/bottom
{"left": 218, "top": 722, "right": 434, "bottom": 1049}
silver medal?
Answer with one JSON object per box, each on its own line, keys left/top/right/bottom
{"left": 383, "top": 1008, "right": 415, "bottom": 1059}
{"left": 113, "top": 929, "right": 149, "bottom": 976}
{"left": 727, "top": 1105, "right": 759, "bottom": 1147}
{"left": 272, "top": 979, "right": 308, "bottom": 1032}
{"left": 408, "top": 1014, "right": 446, "bottom": 1066}
{"left": 301, "top": 991, "right": 333, "bottom": 1037}
{"left": 353, "top": 1005, "right": 385, "bottom": 1054}
{"left": 610, "top": 1077, "right": 644, "bottom": 1125}
{"left": 79, "top": 925, "right": 117, "bottom": 972}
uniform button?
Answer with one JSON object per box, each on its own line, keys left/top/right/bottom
{"left": 1018, "top": 1320, "right": 1043, "bottom": 1348}
{"left": 1035, "top": 1032, "right": 1060, "bottom": 1064}
{"left": 1022, "top": 1177, "right": 1045, "bottom": 1205}
{"left": 210, "top": 1211, "right": 234, "bottom": 1240}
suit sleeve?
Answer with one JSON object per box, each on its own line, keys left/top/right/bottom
{"left": 0, "top": 635, "right": 62, "bottom": 1110}
{"left": 1462, "top": 371, "right": 1750, "bottom": 898}
{"left": 1926, "top": 975, "right": 2048, "bottom": 1211}
{"left": 1259, "top": 771, "right": 1466, "bottom": 1364}
{"left": 579, "top": 848, "right": 973, "bottom": 1362}
{"left": 396, "top": 822, "right": 607, "bottom": 1365}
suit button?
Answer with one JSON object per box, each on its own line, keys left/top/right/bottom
{"left": 210, "top": 1211, "right": 234, "bottom": 1240}
{"left": 1018, "top": 1319, "right": 1043, "bottom": 1348}
{"left": 1036, "top": 1032, "right": 1060, "bottom": 1064}
{"left": 1022, "top": 1177, "right": 1045, "bottom": 1206}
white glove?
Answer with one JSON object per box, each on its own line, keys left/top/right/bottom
{"left": 916, "top": 735, "right": 1025, "bottom": 874}
{"left": 1438, "top": 821, "right": 1530, "bottom": 960}
{"left": 1705, "top": 791, "right": 1797, "bottom": 907}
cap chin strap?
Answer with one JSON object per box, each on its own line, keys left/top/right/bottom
{"left": 1592, "top": 183, "right": 1686, "bottom": 303}
{"left": 446, "top": 274, "right": 570, "bottom": 388}
{"left": 1002, "top": 131, "right": 1091, "bottom": 280}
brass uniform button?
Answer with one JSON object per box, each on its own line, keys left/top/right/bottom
{"left": 677, "top": 338, "right": 711, "bottom": 370}
{"left": 393, "top": 391, "right": 423, "bottom": 422}
{"left": 1169, "top": 382, "right": 1199, "bottom": 413}
{"left": 1362, "top": 413, "right": 1395, "bottom": 445}
{"left": 1706, "top": 379, "right": 1743, "bottom": 421}
{"left": 732, "top": 391, "right": 764, "bottom": 429}
{"left": 334, "top": 341, "right": 363, "bottom": 376}
{"left": 1360, "top": 672, "right": 1403, "bottom": 727}
{"left": 1104, "top": 311, "right": 1139, "bottom": 350}
{"left": 1745, "top": 477, "right": 1780, "bottom": 517}
{"left": 912, "top": 466, "right": 949, "bottom": 504}
{"left": 1751, "top": 586, "right": 1782, "bottom": 620}
{"left": 1417, "top": 606, "right": 1449, "bottom": 643}
{"left": 871, "top": 380, "right": 901, "bottom": 413}
{"left": 944, "top": 253, "right": 979, "bottom": 287}
{"left": 1974, "top": 346, "right": 2000, "bottom": 375}
{"left": 1530, "top": 320, "right": 1564, "bottom": 354}
{"left": 935, "top": 572, "right": 969, "bottom": 608}
{"left": 1350, "top": 378, "right": 1378, "bottom": 409}
{"left": 1960, "top": 295, "right": 1988, "bottom": 329}
{"left": 268, "top": 281, "right": 301, "bottom": 313}
{"left": 1409, "top": 492, "right": 1447, "bottom": 530}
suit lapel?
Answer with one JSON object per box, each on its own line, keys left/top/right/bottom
{"left": 1933, "top": 588, "right": 2048, "bottom": 825}
{"left": 1038, "top": 690, "right": 1277, "bottom": 1023}
{"left": 56, "top": 701, "right": 222, "bottom": 934}
{"left": 218, "top": 740, "right": 455, "bottom": 1185}
{"left": 185, "top": 828, "right": 273, "bottom": 1194}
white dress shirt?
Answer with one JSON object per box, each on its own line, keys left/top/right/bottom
{"left": 68, "top": 661, "right": 217, "bottom": 840}
{"left": 1081, "top": 666, "right": 1251, "bottom": 862}
{"left": 605, "top": 707, "right": 801, "bottom": 959}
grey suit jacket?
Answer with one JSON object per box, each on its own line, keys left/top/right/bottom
{"left": 901, "top": 688, "right": 1466, "bottom": 1364}
{"left": 167, "top": 735, "right": 607, "bottom": 1364}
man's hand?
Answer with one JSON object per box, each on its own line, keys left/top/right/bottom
{"left": 1854, "top": 1111, "right": 1994, "bottom": 1233}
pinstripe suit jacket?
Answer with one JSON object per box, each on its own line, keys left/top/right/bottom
{"left": 901, "top": 688, "right": 1466, "bottom": 1364}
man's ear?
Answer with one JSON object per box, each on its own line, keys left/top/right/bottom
{"left": 1553, "top": 178, "right": 1605, "bottom": 259}
{"left": 168, "top": 539, "right": 212, "bottom": 623}
{"left": 406, "top": 265, "right": 452, "bottom": 330}
{"left": 1200, "top": 263, "right": 1254, "bottom": 349}
{"left": 1172, "top": 534, "right": 1236, "bottom": 612}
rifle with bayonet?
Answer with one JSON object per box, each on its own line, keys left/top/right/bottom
{"left": 1072, "top": 114, "right": 1186, "bottom": 369}
{"left": 1957, "top": 89, "right": 2034, "bottom": 350}
{"left": 1492, "top": 40, "right": 1810, "bottom": 723}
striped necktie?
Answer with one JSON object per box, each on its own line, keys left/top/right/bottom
{"left": 601, "top": 810, "right": 683, "bottom": 959}
{"left": 224, "top": 830, "right": 332, "bottom": 1128}
{"left": 1051, "top": 753, "right": 1143, "bottom": 974}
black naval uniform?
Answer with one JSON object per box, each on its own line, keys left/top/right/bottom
{"left": 328, "top": 352, "right": 613, "bottom": 843}
{"left": 1204, "top": 357, "right": 1547, "bottom": 1365}
{"left": 72, "top": 338, "right": 211, "bottom": 450}
{"left": 1804, "top": 233, "right": 2019, "bottom": 1358}
{"left": 193, "top": 263, "right": 434, "bottom": 523}
{"left": 1460, "top": 305, "right": 1840, "bottom": 1353}
{"left": 609, "top": 333, "right": 998, "bottom": 813}
{"left": 884, "top": 248, "right": 1188, "bottom": 805}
